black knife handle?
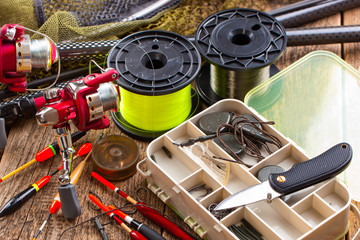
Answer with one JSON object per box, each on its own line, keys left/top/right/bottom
{"left": 269, "top": 143, "right": 352, "bottom": 195}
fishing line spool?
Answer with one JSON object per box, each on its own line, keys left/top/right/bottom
{"left": 91, "top": 135, "right": 139, "bottom": 181}
{"left": 108, "top": 30, "right": 201, "bottom": 140}
{"left": 194, "top": 8, "right": 287, "bottom": 105}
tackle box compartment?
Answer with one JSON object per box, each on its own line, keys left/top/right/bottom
{"left": 137, "top": 98, "right": 350, "bottom": 240}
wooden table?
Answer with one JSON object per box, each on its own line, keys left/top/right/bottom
{"left": 1, "top": 2, "right": 360, "bottom": 240}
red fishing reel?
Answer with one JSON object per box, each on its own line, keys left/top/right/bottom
{"left": 36, "top": 68, "right": 119, "bottom": 131}
{"left": 36, "top": 68, "right": 119, "bottom": 185}
{"left": 0, "top": 24, "right": 58, "bottom": 92}
{"left": 35, "top": 68, "right": 119, "bottom": 219}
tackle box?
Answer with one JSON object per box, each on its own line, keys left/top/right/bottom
{"left": 137, "top": 98, "right": 351, "bottom": 240}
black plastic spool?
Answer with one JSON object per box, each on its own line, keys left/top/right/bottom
{"left": 195, "top": 8, "right": 287, "bottom": 105}
{"left": 107, "top": 30, "right": 201, "bottom": 140}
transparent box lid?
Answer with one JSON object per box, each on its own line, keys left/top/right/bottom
{"left": 245, "top": 50, "right": 360, "bottom": 200}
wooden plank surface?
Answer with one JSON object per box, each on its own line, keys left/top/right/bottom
{"left": 1, "top": 1, "right": 360, "bottom": 240}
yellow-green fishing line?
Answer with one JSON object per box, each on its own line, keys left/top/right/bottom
{"left": 119, "top": 85, "right": 192, "bottom": 131}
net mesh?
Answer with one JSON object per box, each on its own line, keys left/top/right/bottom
{"left": 37, "top": 0, "right": 157, "bottom": 26}
{"left": 0, "top": 0, "right": 298, "bottom": 86}
{"left": 0, "top": 0, "right": 38, "bottom": 30}
{"left": 139, "top": 0, "right": 268, "bottom": 36}
{"left": 0, "top": 0, "right": 280, "bottom": 43}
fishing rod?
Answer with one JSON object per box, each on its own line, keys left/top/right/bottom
{"left": 267, "top": 0, "right": 327, "bottom": 17}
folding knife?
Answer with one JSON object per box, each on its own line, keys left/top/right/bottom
{"left": 215, "top": 143, "right": 352, "bottom": 211}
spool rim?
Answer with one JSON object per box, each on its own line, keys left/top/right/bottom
{"left": 107, "top": 30, "right": 201, "bottom": 96}
{"left": 195, "top": 8, "right": 287, "bottom": 71}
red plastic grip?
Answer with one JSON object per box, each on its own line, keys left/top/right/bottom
{"left": 91, "top": 172, "right": 117, "bottom": 192}
{"left": 136, "top": 203, "right": 194, "bottom": 240}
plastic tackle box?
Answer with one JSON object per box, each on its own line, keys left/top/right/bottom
{"left": 137, "top": 99, "right": 350, "bottom": 240}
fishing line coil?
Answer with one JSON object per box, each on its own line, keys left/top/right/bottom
{"left": 91, "top": 135, "right": 139, "bottom": 181}
{"left": 108, "top": 30, "right": 201, "bottom": 140}
{"left": 195, "top": 8, "right": 287, "bottom": 104}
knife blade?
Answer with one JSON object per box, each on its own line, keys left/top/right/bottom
{"left": 215, "top": 143, "right": 352, "bottom": 211}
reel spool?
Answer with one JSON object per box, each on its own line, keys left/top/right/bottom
{"left": 195, "top": 8, "right": 287, "bottom": 105}
{"left": 108, "top": 30, "right": 201, "bottom": 140}
{"left": 0, "top": 24, "right": 58, "bottom": 92}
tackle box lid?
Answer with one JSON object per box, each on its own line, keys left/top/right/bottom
{"left": 245, "top": 50, "right": 360, "bottom": 200}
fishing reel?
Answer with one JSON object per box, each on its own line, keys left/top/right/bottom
{"left": 0, "top": 24, "right": 58, "bottom": 92}
{"left": 35, "top": 68, "right": 119, "bottom": 218}
{"left": 36, "top": 68, "right": 119, "bottom": 182}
